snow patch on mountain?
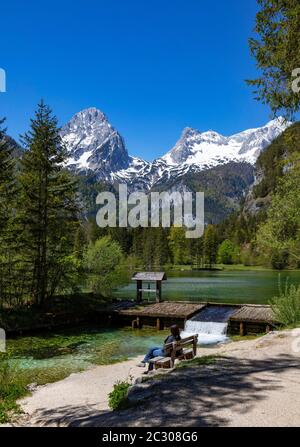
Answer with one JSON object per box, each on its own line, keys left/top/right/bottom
{"left": 61, "top": 108, "right": 291, "bottom": 190}
{"left": 162, "top": 117, "right": 290, "bottom": 170}
{"left": 61, "top": 107, "right": 130, "bottom": 178}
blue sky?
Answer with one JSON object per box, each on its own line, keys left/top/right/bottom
{"left": 0, "top": 0, "right": 282, "bottom": 160}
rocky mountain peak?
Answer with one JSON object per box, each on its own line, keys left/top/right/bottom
{"left": 60, "top": 108, "right": 292, "bottom": 190}
{"left": 61, "top": 107, "right": 130, "bottom": 176}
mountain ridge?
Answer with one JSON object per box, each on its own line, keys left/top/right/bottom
{"left": 60, "top": 108, "right": 291, "bottom": 193}
{"left": 3, "top": 108, "right": 292, "bottom": 223}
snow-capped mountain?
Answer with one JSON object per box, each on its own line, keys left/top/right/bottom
{"left": 61, "top": 107, "right": 147, "bottom": 180}
{"left": 61, "top": 108, "right": 291, "bottom": 191}
{"left": 161, "top": 117, "right": 290, "bottom": 168}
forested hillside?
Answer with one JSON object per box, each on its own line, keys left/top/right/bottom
{"left": 222, "top": 121, "right": 300, "bottom": 268}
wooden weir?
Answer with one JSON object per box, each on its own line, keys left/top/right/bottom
{"left": 228, "top": 304, "right": 276, "bottom": 335}
{"left": 112, "top": 301, "right": 277, "bottom": 335}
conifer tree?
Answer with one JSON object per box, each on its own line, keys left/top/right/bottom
{"left": 248, "top": 0, "right": 300, "bottom": 118}
{"left": 204, "top": 224, "right": 218, "bottom": 269}
{"left": 0, "top": 119, "right": 19, "bottom": 307}
{"left": 190, "top": 237, "right": 204, "bottom": 268}
{"left": 168, "top": 226, "right": 190, "bottom": 265}
{"left": 153, "top": 228, "right": 170, "bottom": 267}
{"left": 73, "top": 225, "right": 86, "bottom": 261}
{"left": 0, "top": 118, "right": 15, "bottom": 232}
{"left": 142, "top": 228, "right": 156, "bottom": 269}
{"left": 18, "top": 101, "right": 79, "bottom": 306}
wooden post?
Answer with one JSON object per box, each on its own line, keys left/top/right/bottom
{"left": 156, "top": 280, "right": 162, "bottom": 303}
{"left": 132, "top": 318, "right": 141, "bottom": 329}
{"left": 170, "top": 342, "right": 176, "bottom": 368}
{"left": 239, "top": 321, "right": 245, "bottom": 337}
{"left": 137, "top": 280, "right": 142, "bottom": 303}
{"left": 266, "top": 324, "right": 270, "bottom": 333}
{"left": 193, "top": 335, "right": 197, "bottom": 356}
{"left": 156, "top": 317, "right": 161, "bottom": 330}
{"left": 137, "top": 316, "right": 142, "bottom": 329}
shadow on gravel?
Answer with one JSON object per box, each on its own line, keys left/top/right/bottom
{"left": 31, "top": 353, "right": 300, "bottom": 427}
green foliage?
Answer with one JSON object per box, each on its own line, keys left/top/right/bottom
{"left": 256, "top": 162, "right": 300, "bottom": 267}
{"left": 0, "top": 119, "right": 20, "bottom": 308}
{"left": 248, "top": 0, "right": 300, "bottom": 118}
{"left": 253, "top": 122, "right": 300, "bottom": 199}
{"left": 270, "top": 281, "right": 300, "bottom": 327}
{"left": 270, "top": 249, "right": 290, "bottom": 270}
{"left": 0, "top": 354, "right": 27, "bottom": 423}
{"left": 0, "top": 118, "right": 15, "bottom": 232}
{"left": 190, "top": 237, "right": 204, "bottom": 268}
{"left": 16, "top": 101, "right": 80, "bottom": 306}
{"left": 108, "top": 378, "right": 132, "bottom": 411}
{"left": 153, "top": 162, "right": 254, "bottom": 224}
{"left": 204, "top": 225, "right": 218, "bottom": 268}
{"left": 168, "top": 226, "right": 190, "bottom": 265}
{"left": 73, "top": 226, "right": 87, "bottom": 261}
{"left": 240, "top": 245, "right": 259, "bottom": 267}
{"left": 217, "top": 239, "right": 239, "bottom": 265}
{"left": 84, "top": 236, "right": 129, "bottom": 297}
{"left": 175, "top": 355, "right": 219, "bottom": 369}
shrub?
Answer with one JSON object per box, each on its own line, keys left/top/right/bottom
{"left": 217, "top": 240, "right": 238, "bottom": 265}
{"left": 0, "top": 354, "right": 27, "bottom": 423}
{"left": 270, "top": 282, "right": 300, "bottom": 327}
{"left": 271, "top": 249, "right": 289, "bottom": 270}
{"left": 84, "top": 236, "right": 129, "bottom": 297}
{"left": 108, "top": 379, "right": 132, "bottom": 411}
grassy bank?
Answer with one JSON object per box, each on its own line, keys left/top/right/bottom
{"left": 166, "top": 263, "right": 300, "bottom": 272}
{"left": 0, "top": 352, "right": 86, "bottom": 423}
{"left": 0, "top": 355, "right": 27, "bottom": 423}
{"left": 0, "top": 293, "right": 113, "bottom": 334}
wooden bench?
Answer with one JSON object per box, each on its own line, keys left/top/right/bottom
{"left": 149, "top": 334, "right": 198, "bottom": 370}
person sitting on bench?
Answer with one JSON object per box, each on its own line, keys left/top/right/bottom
{"left": 137, "top": 324, "right": 182, "bottom": 372}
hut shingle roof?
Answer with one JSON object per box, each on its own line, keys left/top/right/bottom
{"left": 230, "top": 305, "right": 276, "bottom": 323}
{"left": 131, "top": 272, "right": 167, "bottom": 281}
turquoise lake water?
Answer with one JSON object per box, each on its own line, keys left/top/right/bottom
{"left": 6, "top": 269, "right": 300, "bottom": 380}
{"left": 7, "top": 326, "right": 169, "bottom": 381}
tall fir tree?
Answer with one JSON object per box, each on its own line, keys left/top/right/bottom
{"left": 0, "top": 118, "right": 15, "bottom": 231}
{"left": 204, "top": 224, "right": 218, "bottom": 269}
{"left": 153, "top": 228, "right": 170, "bottom": 267}
{"left": 142, "top": 228, "right": 156, "bottom": 269}
{"left": 190, "top": 237, "right": 204, "bottom": 268}
{"left": 168, "top": 226, "right": 190, "bottom": 265}
{"left": 18, "top": 101, "right": 79, "bottom": 306}
{"left": 0, "top": 118, "right": 18, "bottom": 307}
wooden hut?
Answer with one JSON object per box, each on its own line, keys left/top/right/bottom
{"left": 131, "top": 272, "right": 167, "bottom": 303}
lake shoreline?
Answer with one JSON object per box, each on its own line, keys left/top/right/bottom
{"left": 2, "top": 267, "right": 300, "bottom": 335}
